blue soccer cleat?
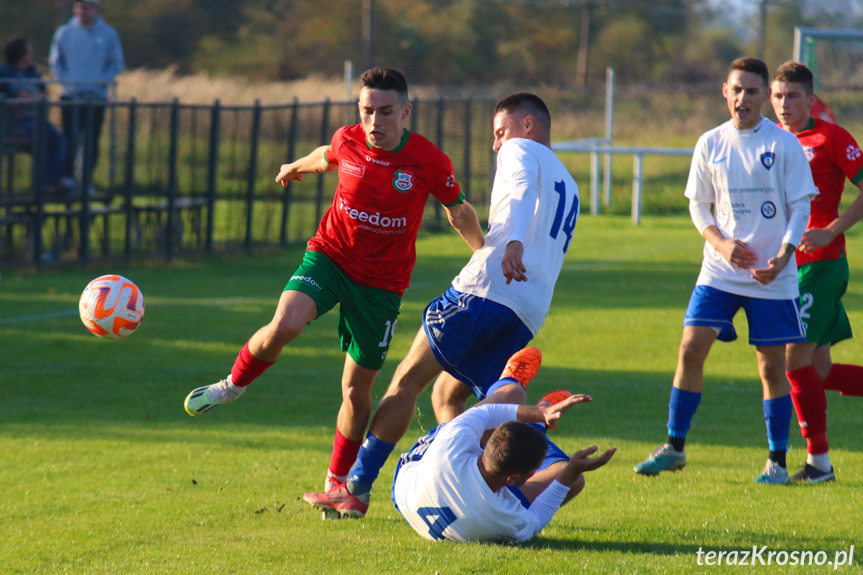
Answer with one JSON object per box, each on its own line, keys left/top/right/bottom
{"left": 634, "top": 444, "right": 686, "bottom": 476}
{"left": 753, "top": 459, "right": 789, "bottom": 485}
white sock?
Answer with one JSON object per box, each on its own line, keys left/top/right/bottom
{"left": 807, "top": 452, "right": 832, "bottom": 472}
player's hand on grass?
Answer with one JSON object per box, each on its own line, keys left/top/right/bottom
{"left": 502, "top": 241, "right": 527, "bottom": 284}
{"left": 799, "top": 227, "right": 836, "bottom": 253}
{"left": 540, "top": 394, "right": 591, "bottom": 428}
{"left": 557, "top": 445, "right": 617, "bottom": 486}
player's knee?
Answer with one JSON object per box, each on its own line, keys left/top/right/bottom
{"left": 489, "top": 382, "right": 526, "bottom": 404}
{"left": 342, "top": 382, "right": 373, "bottom": 409}
{"left": 390, "top": 362, "right": 428, "bottom": 398}
{"left": 759, "top": 363, "right": 786, "bottom": 388}
{"left": 678, "top": 339, "right": 709, "bottom": 367}
{"left": 264, "top": 318, "right": 304, "bottom": 347}
{"left": 565, "top": 473, "right": 586, "bottom": 502}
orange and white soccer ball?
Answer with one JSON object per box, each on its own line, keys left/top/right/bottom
{"left": 79, "top": 275, "right": 145, "bottom": 339}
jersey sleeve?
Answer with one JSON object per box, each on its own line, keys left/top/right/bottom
{"left": 831, "top": 126, "right": 863, "bottom": 184}
{"left": 324, "top": 127, "right": 349, "bottom": 164}
{"left": 498, "top": 139, "right": 539, "bottom": 244}
{"left": 782, "top": 132, "right": 818, "bottom": 203}
{"left": 509, "top": 479, "right": 571, "bottom": 542}
{"left": 445, "top": 403, "right": 519, "bottom": 439}
{"left": 684, "top": 134, "right": 714, "bottom": 203}
{"left": 428, "top": 151, "right": 463, "bottom": 206}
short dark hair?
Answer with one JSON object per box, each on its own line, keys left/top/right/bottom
{"left": 360, "top": 67, "right": 409, "bottom": 101}
{"left": 4, "top": 36, "right": 29, "bottom": 66}
{"left": 495, "top": 92, "right": 551, "bottom": 130}
{"left": 483, "top": 421, "right": 547, "bottom": 477}
{"left": 728, "top": 57, "right": 769, "bottom": 87}
{"left": 773, "top": 61, "right": 814, "bottom": 96}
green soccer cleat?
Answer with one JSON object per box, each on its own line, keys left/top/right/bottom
{"left": 753, "top": 459, "right": 789, "bottom": 485}
{"left": 184, "top": 378, "right": 246, "bottom": 416}
{"left": 634, "top": 444, "right": 686, "bottom": 476}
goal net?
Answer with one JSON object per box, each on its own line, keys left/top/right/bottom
{"left": 794, "top": 27, "right": 863, "bottom": 90}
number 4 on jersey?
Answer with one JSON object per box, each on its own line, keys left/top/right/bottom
{"left": 549, "top": 180, "right": 578, "bottom": 253}
{"left": 417, "top": 506, "right": 457, "bottom": 540}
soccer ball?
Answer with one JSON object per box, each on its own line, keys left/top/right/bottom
{"left": 79, "top": 275, "right": 145, "bottom": 339}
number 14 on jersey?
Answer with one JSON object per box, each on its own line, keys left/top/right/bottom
{"left": 549, "top": 180, "right": 578, "bottom": 253}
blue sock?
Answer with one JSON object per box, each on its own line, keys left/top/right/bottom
{"left": 347, "top": 433, "right": 395, "bottom": 496}
{"left": 487, "top": 377, "right": 519, "bottom": 397}
{"left": 666, "top": 387, "right": 702, "bottom": 440}
{"left": 527, "top": 423, "right": 570, "bottom": 470}
{"left": 763, "top": 395, "right": 792, "bottom": 453}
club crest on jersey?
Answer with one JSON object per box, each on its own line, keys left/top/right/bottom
{"left": 760, "top": 152, "right": 775, "bottom": 170}
{"left": 761, "top": 201, "right": 776, "bottom": 219}
{"left": 847, "top": 145, "right": 862, "bottom": 162}
{"left": 803, "top": 146, "right": 814, "bottom": 161}
{"left": 393, "top": 170, "right": 414, "bottom": 192}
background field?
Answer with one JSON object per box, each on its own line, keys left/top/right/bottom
{"left": 2, "top": 215, "right": 863, "bottom": 574}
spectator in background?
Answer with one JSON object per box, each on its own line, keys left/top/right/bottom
{"left": 0, "top": 36, "right": 68, "bottom": 189}
{"left": 49, "top": 0, "right": 124, "bottom": 193}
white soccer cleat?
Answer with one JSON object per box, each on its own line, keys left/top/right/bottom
{"left": 184, "top": 377, "right": 246, "bottom": 416}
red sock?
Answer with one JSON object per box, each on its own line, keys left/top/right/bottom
{"left": 824, "top": 363, "right": 863, "bottom": 397}
{"left": 329, "top": 429, "right": 362, "bottom": 478}
{"left": 230, "top": 342, "right": 275, "bottom": 387}
{"left": 788, "top": 366, "right": 829, "bottom": 455}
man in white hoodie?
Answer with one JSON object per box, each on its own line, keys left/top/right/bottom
{"left": 49, "top": 0, "right": 124, "bottom": 190}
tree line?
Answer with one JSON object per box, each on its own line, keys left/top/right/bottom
{"left": 1, "top": 0, "right": 855, "bottom": 87}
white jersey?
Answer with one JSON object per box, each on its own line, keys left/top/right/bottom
{"left": 393, "top": 404, "right": 565, "bottom": 543}
{"left": 452, "top": 138, "right": 579, "bottom": 335}
{"left": 685, "top": 117, "right": 817, "bottom": 299}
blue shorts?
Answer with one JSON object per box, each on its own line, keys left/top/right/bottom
{"left": 423, "top": 286, "right": 533, "bottom": 399}
{"left": 683, "top": 285, "right": 806, "bottom": 345}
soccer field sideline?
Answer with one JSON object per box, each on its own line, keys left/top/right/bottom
{"left": 1, "top": 215, "right": 862, "bottom": 574}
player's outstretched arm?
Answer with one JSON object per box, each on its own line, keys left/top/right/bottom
{"left": 275, "top": 145, "right": 335, "bottom": 187}
{"left": 444, "top": 200, "right": 485, "bottom": 252}
{"left": 516, "top": 394, "right": 592, "bottom": 428}
{"left": 556, "top": 445, "right": 617, "bottom": 488}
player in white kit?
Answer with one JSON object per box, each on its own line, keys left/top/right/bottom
{"left": 303, "top": 93, "right": 581, "bottom": 519}
{"left": 634, "top": 57, "right": 817, "bottom": 485}
{"left": 392, "top": 385, "right": 615, "bottom": 543}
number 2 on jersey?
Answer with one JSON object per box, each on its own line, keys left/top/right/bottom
{"left": 417, "top": 506, "right": 457, "bottom": 540}
{"left": 549, "top": 180, "right": 578, "bottom": 253}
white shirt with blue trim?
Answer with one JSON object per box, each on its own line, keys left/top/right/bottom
{"left": 685, "top": 117, "right": 816, "bottom": 300}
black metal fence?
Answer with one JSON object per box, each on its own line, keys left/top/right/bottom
{"left": 0, "top": 95, "right": 497, "bottom": 267}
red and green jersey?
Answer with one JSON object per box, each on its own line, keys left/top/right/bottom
{"left": 794, "top": 118, "right": 863, "bottom": 266}
{"left": 307, "top": 124, "right": 462, "bottom": 295}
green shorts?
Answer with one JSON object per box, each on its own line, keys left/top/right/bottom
{"left": 285, "top": 250, "right": 401, "bottom": 371}
{"left": 798, "top": 255, "right": 853, "bottom": 347}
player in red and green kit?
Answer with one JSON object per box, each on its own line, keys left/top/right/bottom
{"left": 772, "top": 61, "right": 863, "bottom": 483}
{"left": 183, "top": 68, "right": 485, "bottom": 496}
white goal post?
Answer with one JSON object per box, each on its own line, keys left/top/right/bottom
{"left": 793, "top": 27, "right": 863, "bottom": 88}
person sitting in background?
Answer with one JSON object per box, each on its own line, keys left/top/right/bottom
{"left": 0, "top": 36, "right": 69, "bottom": 190}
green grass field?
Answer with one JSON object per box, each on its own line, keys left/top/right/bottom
{"left": 2, "top": 215, "right": 862, "bottom": 574}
